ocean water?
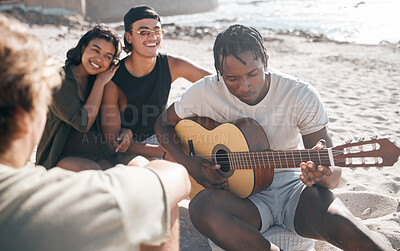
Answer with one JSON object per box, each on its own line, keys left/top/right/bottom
{"left": 162, "top": 0, "right": 400, "bottom": 45}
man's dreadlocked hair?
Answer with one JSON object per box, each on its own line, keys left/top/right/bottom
{"left": 213, "top": 24, "right": 268, "bottom": 76}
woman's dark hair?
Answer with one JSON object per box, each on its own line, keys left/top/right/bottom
{"left": 213, "top": 24, "right": 268, "bottom": 75}
{"left": 67, "top": 25, "right": 121, "bottom": 66}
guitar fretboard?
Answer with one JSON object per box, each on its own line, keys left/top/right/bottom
{"left": 227, "top": 149, "right": 331, "bottom": 170}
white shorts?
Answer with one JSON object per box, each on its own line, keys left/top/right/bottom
{"left": 248, "top": 171, "right": 306, "bottom": 233}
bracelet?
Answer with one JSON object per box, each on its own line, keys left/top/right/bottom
{"left": 162, "top": 151, "right": 167, "bottom": 160}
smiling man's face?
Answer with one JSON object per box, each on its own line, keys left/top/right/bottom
{"left": 126, "top": 18, "right": 163, "bottom": 58}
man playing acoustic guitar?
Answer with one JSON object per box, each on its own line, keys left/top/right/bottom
{"left": 154, "top": 24, "right": 392, "bottom": 250}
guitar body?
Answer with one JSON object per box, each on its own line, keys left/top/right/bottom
{"left": 176, "top": 117, "right": 400, "bottom": 198}
{"left": 175, "top": 117, "right": 274, "bottom": 198}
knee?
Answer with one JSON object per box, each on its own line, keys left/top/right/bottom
{"left": 298, "top": 185, "right": 337, "bottom": 211}
{"left": 306, "top": 186, "right": 351, "bottom": 219}
{"left": 189, "top": 189, "right": 220, "bottom": 226}
{"left": 56, "top": 158, "right": 102, "bottom": 172}
{"left": 294, "top": 186, "right": 335, "bottom": 231}
{"left": 295, "top": 185, "right": 352, "bottom": 236}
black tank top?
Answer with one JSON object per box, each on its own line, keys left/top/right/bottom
{"left": 112, "top": 54, "right": 172, "bottom": 141}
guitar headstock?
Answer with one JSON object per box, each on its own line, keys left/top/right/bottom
{"left": 331, "top": 137, "right": 400, "bottom": 169}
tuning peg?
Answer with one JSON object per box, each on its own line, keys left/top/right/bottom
{"left": 361, "top": 158, "right": 366, "bottom": 164}
{"left": 363, "top": 166, "right": 370, "bottom": 170}
{"left": 347, "top": 158, "right": 352, "bottom": 165}
{"left": 350, "top": 167, "right": 357, "bottom": 171}
{"left": 371, "top": 135, "right": 379, "bottom": 140}
{"left": 377, "top": 166, "right": 383, "bottom": 170}
{"left": 358, "top": 137, "right": 365, "bottom": 142}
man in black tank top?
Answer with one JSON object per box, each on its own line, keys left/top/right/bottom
{"left": 101, "top": 5, "right": 211, "bottom": 165}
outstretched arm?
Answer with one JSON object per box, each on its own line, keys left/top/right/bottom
{"left": 140, "top": 160, "right": 191, "bottom": 251}
{"left": 146, "top": 160, "right": 191, "bottom": 207}
{"left": 300, "top": 127, "right": 342, "bottom": 189}
{"left": 167, "top": 55, "right": 212, "bottom": 83}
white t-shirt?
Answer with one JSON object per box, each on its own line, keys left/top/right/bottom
{"left": 0, "top": 164, "right": 170, "bottom": 251}
{"left": 174, "top": 68, "right": 329, "bottom": 151}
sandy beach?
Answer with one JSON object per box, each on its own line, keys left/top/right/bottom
{"left": 27, "top": 21, "right": 400, "bottom": 250}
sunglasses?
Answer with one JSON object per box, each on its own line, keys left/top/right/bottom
{"left": 131, "top": 29, "right": 166, "bottom": 37}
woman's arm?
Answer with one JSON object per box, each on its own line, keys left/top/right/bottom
{"left": 83, "top": 66, "right": 118, "bottom": 132}
{"left": 50, "top": 66, "right": 118, "bottom": 133}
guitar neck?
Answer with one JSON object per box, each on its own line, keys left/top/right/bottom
{"left": 227, "top": 149, "right": 331, "bottom": 170}
{"left": 176, "top": 118, "right": 400, "bottom": 170}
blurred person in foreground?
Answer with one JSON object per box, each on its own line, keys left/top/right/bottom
{"left": 0, "top": 14, "right": 190, "bottom": 251}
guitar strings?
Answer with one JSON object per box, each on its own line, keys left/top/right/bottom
{"left": 188, "top": 150, "right": 345, "bottom": 168}
{"left": 189, "top": 150, "right": 344, "bottom": 159}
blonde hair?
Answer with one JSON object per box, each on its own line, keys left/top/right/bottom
{"left": 0, "top": 14, "right": 61, "bottom": 154}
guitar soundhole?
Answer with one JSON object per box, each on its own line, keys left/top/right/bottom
{"left": 215, "top": 149, "right": 234, "bottom": 178}
{"left": 216, "top": 149, "right": 230, "bottom": 173}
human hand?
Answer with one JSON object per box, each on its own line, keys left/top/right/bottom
{"left": 185, "top": 156, "right": 228, "bottom": 190}
{"left": 95, "top": 64, "right": 119, "bottom": 87}
{"left": 300, "top": 139, "right": 333, "bottom": 187}
{"left": 114, "top": 128, "right": 132, "bottom": 152}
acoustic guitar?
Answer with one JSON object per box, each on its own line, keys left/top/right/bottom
{"left": 175, "top": 117, "right": 400, "bottom": 198}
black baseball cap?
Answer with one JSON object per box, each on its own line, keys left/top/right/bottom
{"left": 124, "top": 5, "right": 161, "bottom": 31}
